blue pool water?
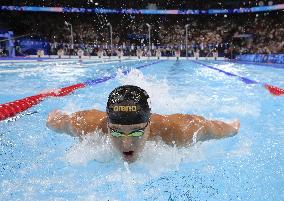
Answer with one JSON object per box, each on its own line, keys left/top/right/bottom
{"left": 0, "top": 59, "right": 283, "bottom": 200}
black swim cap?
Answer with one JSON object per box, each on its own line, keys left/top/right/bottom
{"left": 106, "top": 85, "right": 151, "bottom": 125}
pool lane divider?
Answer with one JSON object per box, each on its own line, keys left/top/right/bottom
{"left": 0, "top": 60, "right": 163, "bottom": 121}
{"left": 230, "top": 60, "right": 284, "bottom": 70}
{"left": 192, "top": 60, "right": 284, "bottom": 96}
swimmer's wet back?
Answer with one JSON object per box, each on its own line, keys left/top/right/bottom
{"left": 106, "top": 85, "right": 151, "bottom": 125}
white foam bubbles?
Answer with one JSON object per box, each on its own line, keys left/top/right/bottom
{"left": 219, "top": 103, "right": 260, "bottom": 117}
{"left": 62, "top": 130, "right": 212, "bottom": 174}
{"left": 137, "top": 140, "right": 183, "bottom": 175}
{"left": 80, "top": 194, "right": 119, "bottom": 201}
{"left": 226, "top": 137, "right": 253, "bottom": 158}
{"left": 115, "top": 68, "right": 211, "bottom": 114}
{"left": 63, "top": 131, "right": 116, "bottom": 164}
{"left": 61, "top": 130, "right": 252, "bottom": 200}
{"left": 135, "top": 136, "right": 252, "bottom": 176}
{"left": 134, "top": 139, "right": 218, "bottom": 175}
{"left": 61, "top": 101, "right": 83, "bottom": 115}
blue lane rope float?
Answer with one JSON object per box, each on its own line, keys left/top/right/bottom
{"left": 0, "top": 60, "right": 163, "bottom": 121}
{"left": 192, "top": 60, "right": 284, "bottom": 96}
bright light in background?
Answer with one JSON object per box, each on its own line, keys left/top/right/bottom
{"left": 87, "top": 0, "right": 98, "bottom": 5}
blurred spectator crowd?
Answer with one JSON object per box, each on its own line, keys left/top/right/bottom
{"left": 0, "top": 0, "right": 283, "bottom": 10}
{"left": 0, "top": 10, "right": 283, "bottom": 57}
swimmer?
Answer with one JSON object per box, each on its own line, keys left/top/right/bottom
{"left": 46, "top": 85, "right": 240, "bottom": 163}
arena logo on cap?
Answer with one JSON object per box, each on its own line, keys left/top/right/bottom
{"left": 113, "top": 105, "right": 137, "bottom": 112}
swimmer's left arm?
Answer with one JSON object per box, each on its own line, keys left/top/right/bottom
{"left": 150, "top": 114, "right": 239, "bottom": 145}
{"left": 200, "top": 119, "right": 240, "bottom": 141}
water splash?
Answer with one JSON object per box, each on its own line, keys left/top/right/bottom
{"left": 115, "top": 68, "right": 212, "bottom": 114}
{"left": 64, "top": 131, "right": 116, "bottom": 164}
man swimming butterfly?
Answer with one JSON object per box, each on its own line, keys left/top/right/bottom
{"left": 46, "top": 85, "right": 240, "bottom": 162}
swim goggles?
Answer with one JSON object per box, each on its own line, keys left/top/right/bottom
{"left": 108, "top": 122, "right": 149, "bottom": 137}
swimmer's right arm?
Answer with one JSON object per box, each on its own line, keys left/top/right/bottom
{"left": 46, "top": 109, "right": 107, "bottom": 137}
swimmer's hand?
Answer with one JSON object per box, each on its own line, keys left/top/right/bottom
{"left": 227, "top": 119, "right": 240, "bottom": 134}
{"left": 202, "top": 119, "right": 240, "bottom": 141}
{"left": 46, "top": 110, "right": 72, "bottom": 134}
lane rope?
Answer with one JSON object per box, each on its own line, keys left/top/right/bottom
{"left": 0, "top": 60, "right": 163, "bottom": 121}
{"left": 230, "top": 60, "right": 284, "bottom": 70}
{"left": 192, "top": 60, "right": 284, "bottom": 96}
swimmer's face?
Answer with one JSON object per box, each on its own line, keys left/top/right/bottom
{"left": 107, "top": 121, "right": 150, "bottom": 163}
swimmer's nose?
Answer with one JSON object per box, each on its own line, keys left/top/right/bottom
{"left": 122, "top": 138, "right": 133, "bottom": 149}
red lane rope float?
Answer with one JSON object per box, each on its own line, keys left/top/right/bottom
{"left": 264, "top": 84, "right": 284, "bottom": 96}
{"left": 192, "top": 61, "right": 284, "bottom": 97}
{"left": 0, "top": 60, "right": 163, "bottom": 121}
{"left": 0, "top": 83, "right": 86, "bottom": 121}
{"left": 0, "top": 94, "right": 45, "bottom": 120}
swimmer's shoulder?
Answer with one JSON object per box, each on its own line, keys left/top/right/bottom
{"left": 151, "top": 113, "right": 205, "bottom": 123}
{"left": 70, "top": 109, "right": 108, "bottom": 135}
{"left": 149, "top": 113, "right": 188, "bottom": 135}
{"left": 150, "top": 113, "right": 163, "bottom": 122}
{"left": 149, "top": 113, "right": 206, "bottom": 143}
{"left": 149, "top": 113, "right": 168, "bottom": 140}
{"left": 72, "top": 109, "right": 106, "bottom": 118}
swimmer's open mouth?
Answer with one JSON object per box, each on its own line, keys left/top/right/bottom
{"left": 123, "top": 151, "right": 134, "bottom": 156}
